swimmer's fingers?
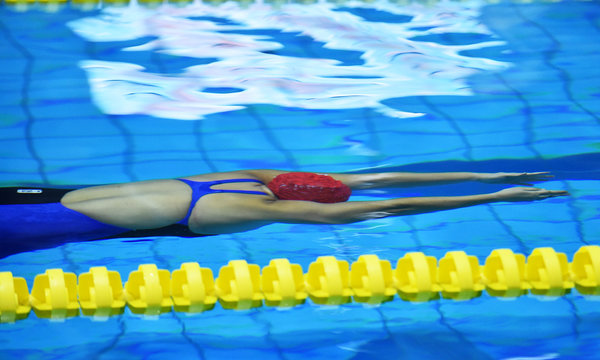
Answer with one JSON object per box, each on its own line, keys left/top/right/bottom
{"left": 538, "top": 189, "right": 570, "bottom": 198}
{"left": 495, "top": 187, "right": 569, "bottom": 202}
{"left": 509, "top": 172, "right": 555, "bottom": 185}
{"left": 527, "top": 188, "right": 569, "bottom": 199}
{"left": 481, "top": 172, "right": 554, "bottom": 185}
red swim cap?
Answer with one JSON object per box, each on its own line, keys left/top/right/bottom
{"left": 267, "top": 172, "right": 351, "bottom": 203}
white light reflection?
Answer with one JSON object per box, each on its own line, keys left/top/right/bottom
{"left": 69, "top": 1, "right": 510, "bottom": 120}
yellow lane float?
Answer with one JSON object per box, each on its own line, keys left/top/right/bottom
{"left": 0, "top": 245, "right": 598, "bottom": 323}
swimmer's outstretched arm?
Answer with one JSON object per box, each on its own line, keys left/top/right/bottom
{"left": 252, "top": 187, "right": 568, "bottom": 225}
{"left": 241, "top": 169, "right": 554, "bottom": 190}
{"left": 328, "top": 171, "right": 555, "bottom": 189}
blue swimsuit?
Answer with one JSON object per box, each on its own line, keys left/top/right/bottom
{"left": 1, "top": 202, "right": 131, "bottom": 258}
{"left": 175, "top": 178, "right": 268, "bottom": 225}
{"left": 0, "top": 178, "right": 268, "bottom": 258}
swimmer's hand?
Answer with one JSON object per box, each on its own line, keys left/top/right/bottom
{"left": 494, "top": 187, "right": 569, "bottom": 202}
{"left": 479, "top": 172, "right": 554, "bottom": 186}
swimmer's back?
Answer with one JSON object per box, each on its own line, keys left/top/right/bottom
{"left": 60, "top": 171, "right": 276, "bottom": 231}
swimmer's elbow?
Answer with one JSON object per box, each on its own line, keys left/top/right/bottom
{"left": 323, "top": 211, "right": 398, "bottom": 224}
{"left": 314, "top": 204, "right": 406, "bottom": 224}
{"left": 266, "top": 200, "right": 346, "bottom": 225}
{"left": 267, "top": 199, "right": 411, "bottom": 225}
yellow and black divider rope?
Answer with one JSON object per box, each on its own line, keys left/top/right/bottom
{"left": 1, "top": 245, "right": 599, "bottom": 323}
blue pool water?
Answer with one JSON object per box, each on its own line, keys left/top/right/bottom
{"left": 1, "top": 0, "right": 600, "bottom": 358}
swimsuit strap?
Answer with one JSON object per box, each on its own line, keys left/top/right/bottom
{"left": 207, "top": 179, "right": 268, "bottom": 196}
{"left": 207, "top": 178, "right": 264, "bottom": 187}
{"left": 176, "top": 178, "right": 267, "bottom": 225}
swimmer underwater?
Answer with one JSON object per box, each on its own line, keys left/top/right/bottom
{"left": 0, "top": 169, "right": 568, "bottom": 258}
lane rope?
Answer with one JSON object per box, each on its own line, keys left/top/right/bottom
{"left": 1, "top": 245, "right": 598, "bottom": 322}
